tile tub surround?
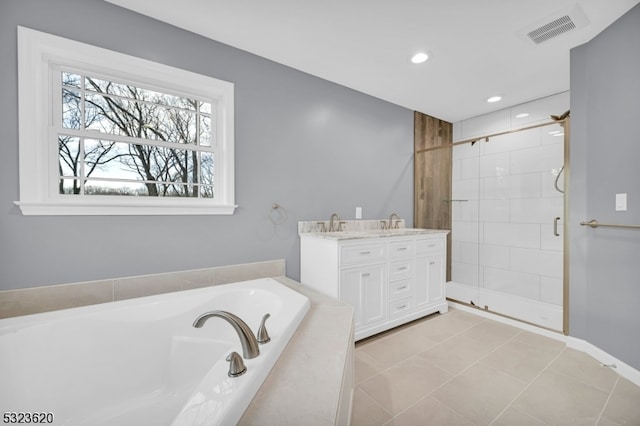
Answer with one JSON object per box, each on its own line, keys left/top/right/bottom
{"left": 0, "top": 272, "right": 355, "bottom": 425}
{"left": 240, "top": 276, "right": 355, "bottom": 425}
{"left": 0, "top": 260, "right": 285, "bottom": 318}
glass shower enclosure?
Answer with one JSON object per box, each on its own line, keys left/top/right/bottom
{"left": 447, "top": 122, "right": 566, "bottom": 331}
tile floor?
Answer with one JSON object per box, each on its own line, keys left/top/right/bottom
{"left": 352, "top": 308, "right": 640, "bottom": 426}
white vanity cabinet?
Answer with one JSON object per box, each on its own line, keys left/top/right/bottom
{"left": 300, "top": 231, "right": 448, "bottom": 341}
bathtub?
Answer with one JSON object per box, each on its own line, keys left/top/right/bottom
{"left": 0, "top": 277, "right": 310, "bottom": 426}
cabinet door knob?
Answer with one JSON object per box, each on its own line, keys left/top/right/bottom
{"left": 361, "top": 273, "right": 370, "bottom": 277}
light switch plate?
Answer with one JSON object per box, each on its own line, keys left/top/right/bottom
{"left": 616, "top": 193, "right": 627, "bottom": 211}
{"left": 355, "top": 207, "right": 362, "bottom": 219}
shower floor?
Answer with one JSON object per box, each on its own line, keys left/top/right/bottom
{"left": 446, "top": 281, "right": 563, "bottom": 331}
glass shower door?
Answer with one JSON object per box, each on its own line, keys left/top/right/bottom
{"left": 449, "top": 140, "right": 481, "bottom": 309}
{"left": 450, "top": 122, "right": 565, "bottom": 331}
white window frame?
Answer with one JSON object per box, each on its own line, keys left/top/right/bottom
{"left": 15, "top": 26, "right": 236, "bottom": 215}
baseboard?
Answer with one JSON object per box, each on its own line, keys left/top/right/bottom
{"left": 566, "top": 337, "right": 640, "bottom": 388}
{"left": 448, "top": 300, "right": 640, "bottom": 388}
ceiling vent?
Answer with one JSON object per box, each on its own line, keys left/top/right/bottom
{"left": 528, "top": 15, "right": 576, "bottom": 44}
{"left": 518, "top": 4, "right": 590, "bottom": 45}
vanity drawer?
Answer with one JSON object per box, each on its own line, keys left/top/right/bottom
{"left": 389, "top": 259, "right": 414, "bottom": 281}
{"left": 389, "top": 297, "right": 412, "bottom": 319}
{"left": 389, "top": 240, "right": 415, "bottom": 259}
{"left": 388, "top": 278, "right": 412, "bottom": 299}
{"left": 416, "top": 238, "right": 444, "bottom": 255}
{"left": 340, "top": 243, "right": 386, "bottom": 266}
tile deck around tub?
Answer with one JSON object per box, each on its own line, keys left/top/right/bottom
{"left": 353, "top": 308, "right": 640, "bottom": 426}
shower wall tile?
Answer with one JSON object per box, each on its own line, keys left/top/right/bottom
{"left": 452, "top": 122, "right": 462, "bottom": 141}
{"left": 457, "top": 200, "right": 479, "bottom": 222}
{"left": 481, "top": 176, "right": 509, "bottom": 200}
{"left": 453, "top": 142, "right": 480, "bottom": 159}
{"left": 451, "top": 202, "right": 462, "bottom": 222}
{"left": 460, "top": 242, "right": 479, "bottom": 265}
{"left": 456, "top": 109, "right": 511, "bottom": 142}
{"left": 483, "top": 128, "right": 541, "bottom": 155}
{"left": 452, "top": 221, "right": 480, "bottom": 243}
{"left": 483, "top": 267, "right": 540, "bottom": 300}
{"left": 541, "top": 171, "right": 565, "bottom": 198}
{"left": 511, "top": 197, "right": 563, "bottom": 224}
{"left": 482, "top": 174, "right": 542, "bottom": 200}
{"left": 479, "top": 152, "right": 510, "bottom": 178}
{"left": 510, "top": 174, "right": 543, "bottom": 199}
{"left": 451, "top": 199, "right": 478, "bottom": 222}
{"left": 541, "top": 223, "right": 564, "bottom": 252}
{"left": 509, "top": 92, "right": 569, "bottom": 128}
{"left": 482, "top": 223, "right": 540, "bottom": 249}
{"left": 460, "top": 157, "right": 480, "bottom": 180}
{"left": 452, "top": 262, "right": 479, "bottom": 286}
{"left": 510, "top": 144, "right": 564, "bottom": 175}
{"left": 451, "top": 241, "right": 462, "bottom": 263}
{"left": 452, "top": 178, "right": 480, "bottom": 200}
{"left": 541, "top": 124, "right": 565, "bottom": 145}
{"left": 479, "top": 199, "right": 510, "bottom": 223}
{"left": 540, "top": 277, "right": 563, "bottom": 306}
{"left": 510, "top": 248, "right": 563, "bottom": 278}
{"left": 479, "top": 244, "right": 510, "bottom": 270}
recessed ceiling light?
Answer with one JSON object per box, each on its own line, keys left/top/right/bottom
{"left": 515, "top": 113, "right": 529, "bottom": 118}
{"left": 411, "top": 52, "right": 429, "bottom": 64}
{"left": 487, "top": 96, "right": 502, "bottom": 103}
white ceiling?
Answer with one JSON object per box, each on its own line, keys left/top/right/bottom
{"left": 107, "top": 0, "right": 639, "bottom": 123}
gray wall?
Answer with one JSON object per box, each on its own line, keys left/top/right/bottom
{"left": 569, "top": 4, "right": 640, "bottom": 370}
{"left": 0, "top": 0, "right": 414, "bottom": 290}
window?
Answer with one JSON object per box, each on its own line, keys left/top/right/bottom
{"left": 16, "top": 27, "right": 235, "bottom": 215}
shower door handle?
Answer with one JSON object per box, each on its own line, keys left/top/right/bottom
{"left": 553, "top": 217, "right": 561, "bottom": 237}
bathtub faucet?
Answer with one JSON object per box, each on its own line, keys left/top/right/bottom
{"left": 193, "top": 310, "right": 260, "bottom": 359}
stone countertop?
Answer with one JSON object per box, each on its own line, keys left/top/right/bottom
{"left": 239, "top": 276, "right": 354, "bottom": 426}
{"left": 299, "top": 228, "right": 450, "bottom": 240}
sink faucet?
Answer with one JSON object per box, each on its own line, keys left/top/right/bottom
{"left": 329, "top": 213, "right": 340, "bottom": 232}
{"left": 388, "top": 213, "right": 400, "bottom": 229}
{"left": 193, "top": 310, "right": 260, "bottom": 359}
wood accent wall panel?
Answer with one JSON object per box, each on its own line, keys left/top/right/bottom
{"left": 414, "top": 112, "right": 453, "bottom": 281}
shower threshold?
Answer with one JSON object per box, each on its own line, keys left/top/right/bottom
{"left": 446, "top": 281, "right": 563, "bottom": 332}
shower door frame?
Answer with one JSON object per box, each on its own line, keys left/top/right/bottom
{"left": 416, "top": 117, "right": 570, "bottom": 335}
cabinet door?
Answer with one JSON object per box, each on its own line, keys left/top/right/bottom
{"left": 340, "top": 264, "right": 386, "bottom": 327}
{"left": 340, "top": 268, "right": 365, "bottom": 328}
{"left": 415, "top": 254, "right": 445, "bottom": 310}
{"left": 362, "top": 264, "right": 386, "bottom": 325}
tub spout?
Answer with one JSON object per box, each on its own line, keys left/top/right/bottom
{"left": 257, "top": 313, "right": 271, "bottom": 344}
{"left": 193, "top": 310, "right": 260, "bottom": 359}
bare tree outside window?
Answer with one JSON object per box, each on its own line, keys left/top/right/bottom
{"left": 58, "top": 72, "right": 214, "bottom": 198}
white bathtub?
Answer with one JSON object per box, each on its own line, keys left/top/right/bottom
{"left": 0, "top": 278, "right": 310, "bottom": 426}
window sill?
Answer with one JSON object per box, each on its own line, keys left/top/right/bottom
{"left": 14, "top": 200, "right": 238, "bottom": 216}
